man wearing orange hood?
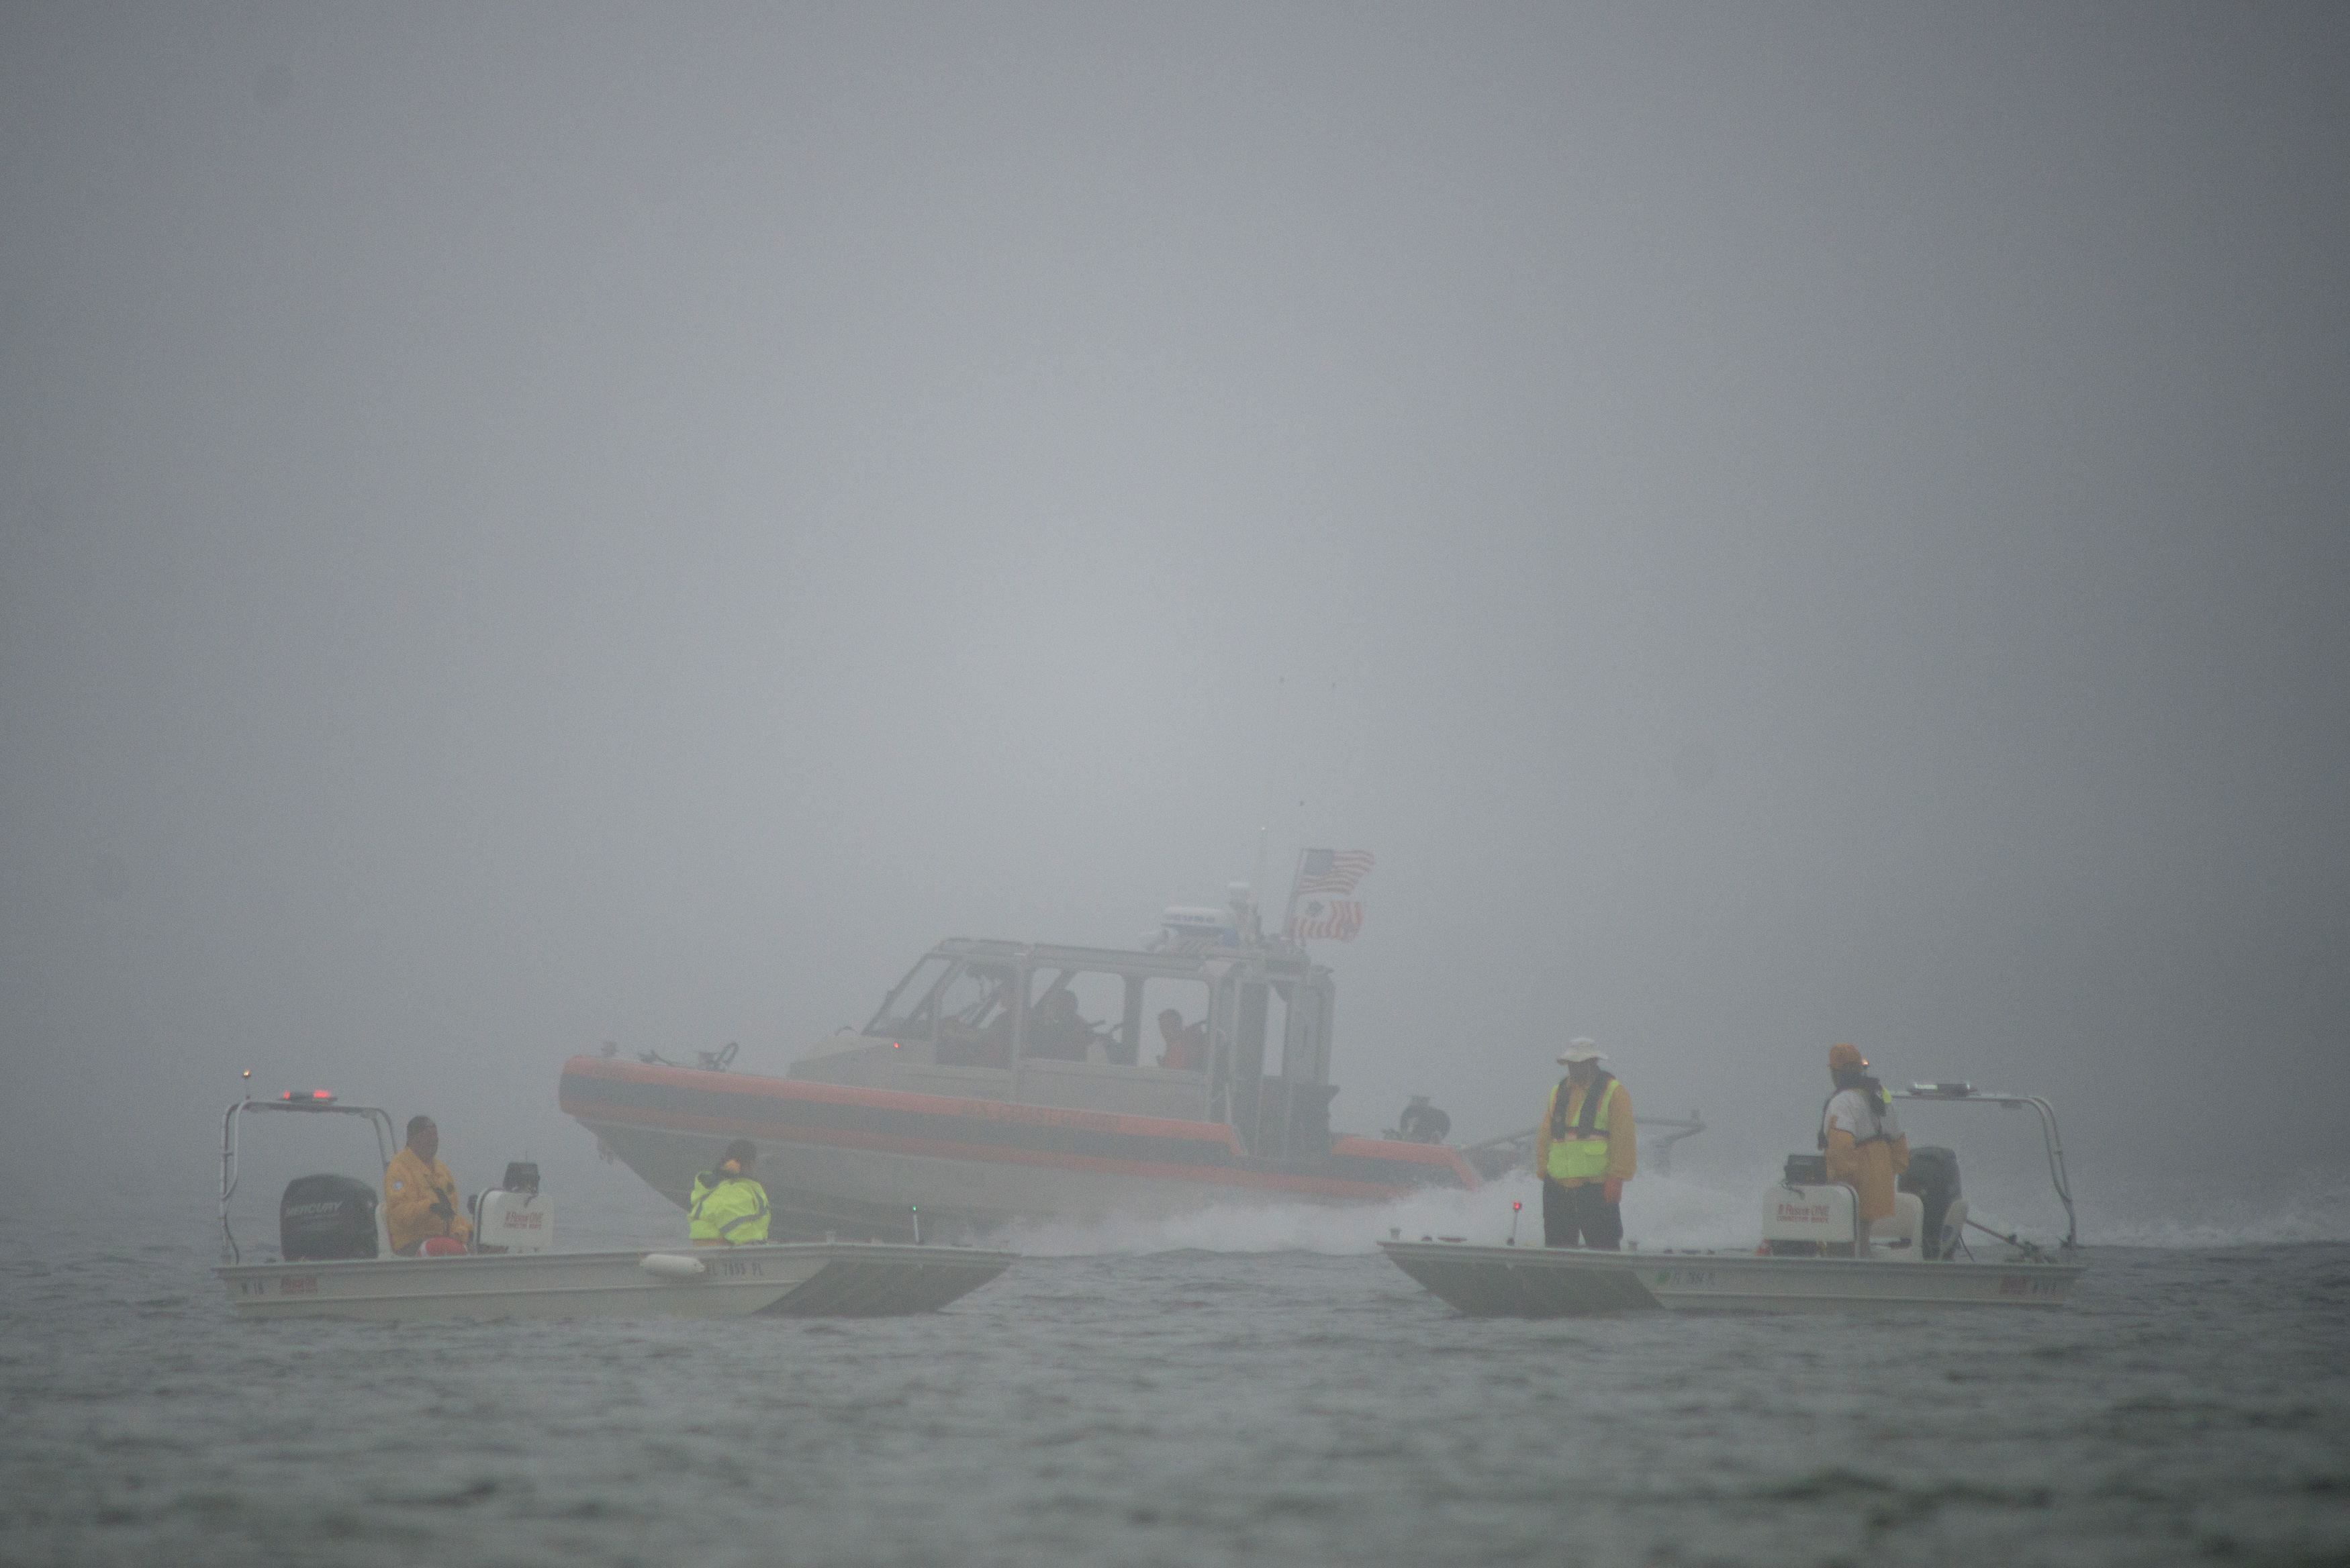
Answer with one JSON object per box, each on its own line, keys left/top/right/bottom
{"left": 1820, "top": 1043, "right": 1908, "bottom": 1226}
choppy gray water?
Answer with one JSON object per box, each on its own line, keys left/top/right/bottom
{"left": 3, "top": 1201, "right": 2345, "bottom": 1567}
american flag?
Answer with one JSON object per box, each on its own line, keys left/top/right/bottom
{"left": 1293, "top": 848, "right": 1375, "bottom": 895}
{"left": 1286, "top": 849, "right": 1375, "bottom": 941}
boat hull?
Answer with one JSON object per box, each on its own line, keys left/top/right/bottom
{"left": 1381, "top": 1241, "right": 2084, "bottom": 1316}
{"left": 217, "top": 1242, "right": 1014, "bottom": 1322}
{"left": 561, "top": 1057, "right": 1476, "bottom": 1238}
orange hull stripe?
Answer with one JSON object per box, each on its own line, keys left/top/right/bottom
{"left": 559, "top": 1055, "right": 1482, "bottom": 1189}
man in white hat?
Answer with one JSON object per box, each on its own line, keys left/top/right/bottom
{"left": 1535, "top": 1038, "right": 1635, "bottom": 1248}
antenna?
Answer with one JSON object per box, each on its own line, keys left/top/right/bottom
{"left": 1255, "top": 671, "right": 1305, "bottom": 922}
{"left": 1251, "top": 824, "right": 1268, "bottom": 915}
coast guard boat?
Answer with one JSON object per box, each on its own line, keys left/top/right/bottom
{"left": 215, "top": 1087, "right": 1013, "bottom": 1321}
{"left": 561, "top": 895, "right": 1485, "bottom": 1238}
{"left": 1383, "top": 1082, "right": 2085, "bottom": 1314}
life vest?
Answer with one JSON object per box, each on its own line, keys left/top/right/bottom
{"left": 1818, "top": 1079, "right": 1895, "bottom": 1150}
{"left": 688, "top": 1173, "right": 771, "bottom": 1244}
{"left": 1544, "top": 1072, "right": 1617, "bottom": 1182}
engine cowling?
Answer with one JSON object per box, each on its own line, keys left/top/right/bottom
{"left": 279, "top": 1173, "right": 379, "bottom": 1261}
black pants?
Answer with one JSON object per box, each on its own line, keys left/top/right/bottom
{"left": 1542, "top": 1179, "right": 1622, "bottom": 1250}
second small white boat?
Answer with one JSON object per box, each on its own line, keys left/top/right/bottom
{"left": 1381, "top": 1239, "right": 2082, "bottom": 1314}
{"left": 1383, "top": 1082, "right": 2085, "bottom": 1316}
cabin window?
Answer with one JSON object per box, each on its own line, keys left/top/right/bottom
{"left": 1261, "top": 981, "right": 1295, "bottom": 1079}
{"left": 1284, "top": 980, "right": 1331, "bottom": 1083}
{"left": 1023, "top": 969, "right": 1134, "bottom": 1065}
{"left": 933, "top": 962, "right": 1019, "bottom": 1067}
{"left": 1139, "top": 978, "right": 1211, "bottom": 1072}
{"left": 867, "top": 954, "right": 951, "bottom": 1040}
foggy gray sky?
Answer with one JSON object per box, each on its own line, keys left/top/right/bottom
{"left": 5, "top": 3, "right": 2345, "bottom": 1221}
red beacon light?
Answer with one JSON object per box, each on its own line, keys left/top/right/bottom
{"left": 280, "top": 1089, "right": 338, "bottom": 1104}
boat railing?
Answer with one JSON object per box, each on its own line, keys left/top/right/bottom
{"left": 1893, "top": 1084, "right": 2077, "bottom": 1258}
{"left": 218, "top": 1090, "right": 397, "bottom": 1265}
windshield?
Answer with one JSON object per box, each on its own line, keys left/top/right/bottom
{"left": 865, "top": 954, "right": 951, "bottom": 1038}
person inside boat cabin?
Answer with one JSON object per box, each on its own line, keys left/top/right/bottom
{"left": 1535, "top": 1040, "right": 1634, "bottom": 1250}
{"left": 1397, "top": 1095, "right": 1451, "bottom": 1143}
{"left": 1025, "top": 988, "right": 1093, "bottom": 1061}
{"left": 1819, "top": 1042, "right": 1908, "bottom": 1228}
{"left": 689, "top": 1139, "right": 771, "bottom": 1246}
{"left": 384, "top": 1115, "right": 472, "bottom": 1256}
{"left": 1156, "top": 1008, "right": 1206, "bottom": 1071}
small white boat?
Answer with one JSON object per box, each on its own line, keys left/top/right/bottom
{"left": 217, "top": 1240, "right": 1015, "bottom": 1322}
{"left": 1382, "top": 1238, "right": 2083, "bottom": 1314}
{"left": 1382, "top": 1083, "right": 2086, "bottom": 1316}
{"left": 216, "top": 1087, "right": 1012, "bottom": 1322}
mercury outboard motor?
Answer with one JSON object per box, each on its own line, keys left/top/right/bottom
{"left": 279, "top": 1173, "right": 379, "bottom": 1261}
{"left": 1899, "top": 1146, "right": 1962, "bottom": 1259}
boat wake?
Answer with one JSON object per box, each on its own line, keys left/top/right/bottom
{"left": 999, "top": 1169, "right": 1763, "bottom": 1257}
{"left": 998, "top": 1165, "right": 2350, "bottom": 1257}
{"left": 2083, "top": 1167, "right": 2350, "bottom": 1248}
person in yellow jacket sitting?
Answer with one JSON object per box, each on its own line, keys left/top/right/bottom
{"left": 1820, "top": 1041, "right": 1909, "bottom": 1231}
{"left": 1535, "top": 1039, "right": 1634, "bottom": 1249}
{"left": 384, "top": 1115, "right": 472, "bottom": 1255}
{"left": 689, "top": 1139, "right": 771, "bottom": 1246}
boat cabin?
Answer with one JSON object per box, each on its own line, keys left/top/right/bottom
{"left": 788, "top": 934, "right": 1341, "bottom": 1159}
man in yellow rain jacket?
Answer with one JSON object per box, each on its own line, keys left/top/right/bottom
{"left": 1820, "top": 1042, "right": 1909, "bottom": 1226}
{"left": 689, "top": 1139, "right": 771, "bottom": 1245}
{"left": 384, "top": 1115, "right": 471, "bottom": 1255}
{"left": 1535, "top": 1039, "right": 1635, "bottom": 1249}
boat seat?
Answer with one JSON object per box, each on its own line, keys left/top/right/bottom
{"left": 475, "top": 1189, "right": 555, "bottom": 1254}
{"left": 1869, "top": 1192, "right": 1926, "bottom": 1260}
{"left": 1760, "top": 1180, "right": 1861, "bottom": 1255}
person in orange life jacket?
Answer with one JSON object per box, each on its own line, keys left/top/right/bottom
{"left": 1027, "top": 989, "right": 1091, "bottom": 1061}
{"left": 384, "top": 1115, "right": 471, "bottom": 1255}
{"left": 1819, "top": 1042, "right": 1909, "bottom": 1225}
{"left": 1535, "top": 1039, "right": 1635, "bottom": 1248}
{"left": 1156, "top": 1009, "right": 1206, "bottom": 1071}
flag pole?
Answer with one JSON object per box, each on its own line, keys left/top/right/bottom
{"left": 1280, "top": 848, "right": 1307, "bottom": 946}
{"left": 1252, "top": 824, "right": 1268, "bottom": 929}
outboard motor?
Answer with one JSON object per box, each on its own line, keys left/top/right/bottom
{"left": 279, "top": 1174, "right": 379, "bottom": 1261}
{"left": 1899, "top": 1146, "right": 1962, "bottom": 1259}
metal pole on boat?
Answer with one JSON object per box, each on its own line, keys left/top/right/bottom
{"left": 220, "top": 1097, "right": 245, "bottom": 1264}
{"left": 1963, "top": 1214, "right": 2048, "bottom": 1262}
{"left": 910, "top": 1205, "right": 920, "bottom": 1245}
{"left": 1508, "top": 1199, "right": 1521, "bottom": 1246}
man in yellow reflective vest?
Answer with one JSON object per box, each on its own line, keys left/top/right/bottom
{"left": 689, "top": 1138, "right": 771, "bottom": 1246}
{"left": 1535, "top": 1039, "right": 1635, "bottom": 1248}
